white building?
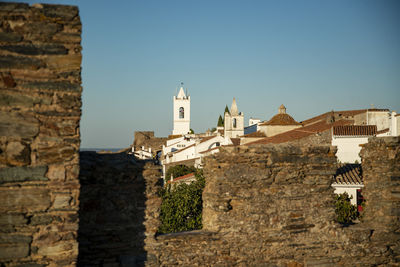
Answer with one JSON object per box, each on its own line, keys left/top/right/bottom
{"left": 172, "top": 83, "right": 191, "bottom": 135}
{"left": 162, "top": 135, "right": 233, "bottom": 179}
{"left": 224, "top": 98, "right": 244, "bottom": 138}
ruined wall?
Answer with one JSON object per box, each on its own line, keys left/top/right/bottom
{"left": 0, "top": 3, "right": 81, "bottom": 266}
{"left": 144, "top": 137, "right": 400, "bottom": 266}
{"left": 133, "top": 131, "right": 167, "bottom": 155}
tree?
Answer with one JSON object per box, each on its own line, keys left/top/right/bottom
{"left": 190, "top": 128, "right": 194, "bottom": 134}
{"left": 158, "top": 170, "right": 205, "bottom": 234}
{"left": 224, "top": 105, "right": 230, "bottom": 115}
{"left": 335, "top": 192, "right": 358, "bottom": 225}
{"left": 217, "top": 115, "right": 224, "bottom": 127}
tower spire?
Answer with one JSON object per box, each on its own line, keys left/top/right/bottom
{"left": 230, "top": 97, "right": 239, "bottom": 116}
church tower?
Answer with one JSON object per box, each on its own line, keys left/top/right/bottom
{"left": 172, "top": 83, "right": 191, "bottom": 135}
{"left": 224, "top": 98, "right": 244, "bottom": 138}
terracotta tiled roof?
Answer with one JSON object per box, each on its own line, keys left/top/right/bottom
{"left": 333, "top": 164, "right": 363, "bottom": 185}
{"left": 167, "top": 173, "right": 195, "bottom": 184}
{"left": 241, "top": 131, "right": 266, "bottom": 137}
{"left": 249, "top": 119, "right": 353, "bottom": 145}
{"left": 300, "top": 109, "right": 389, "bottom": 126}
{"left": 333, "top": 125, "right": 377, "bottom": 136}
{"left": 259, "top": 113, "right": 301, "bottom": 126}
{"left": 230, "top": 138, "right": 240, "bottom": 146}
{"left": 377, "top": 128, "right": 389, "bottom": 135}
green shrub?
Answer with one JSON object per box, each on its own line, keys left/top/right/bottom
{"left": 158, "top": 170, "right": 205, "bottom": 234}
{"left": 335, "top": 192, "right": 358, "bottom": 225}
{"left": 165, "top": 165, "right": 196, "bottom": 180}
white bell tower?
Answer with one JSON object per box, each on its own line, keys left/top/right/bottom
{"left": 172, "top": 83, "right": 191, "bottom": 135}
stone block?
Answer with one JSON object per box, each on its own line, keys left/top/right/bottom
{"left": 0, "top": 243, "right": 29, "bottom": 259}
{"left": 0, "top": 188, "right": 51, "bottom": 212}
{"left": 0, "top": 111, "right": 39, "bottom": 138}
{"left": 30, "top": 214, "right": 53, "bottom": 225}
{"left": 20, "top": 81, "right": 81, "bottom": 92}
{"left": 0, "top": 214, "right": 27, "bottom": 226}
{"left": 0, "top": 92, "right": 39, "bottom": 107}
{"left": 52, "top": 194, "right": 72, "bottom": 209}
{"left": 5, "top": 141, "right": 31, "bottom": 166}
{"left": 0, "top": 44, "right": 68, "bottom": 55}
{"left": 36, "top": 241, "right": 74, "bottom": 256}
{"left": 0, "top": 166, "right": 47, "bottom": 184}
{"left": 0, "top": 234, "right": 32, "bottom": 243}
{"left": 34, "top": 3, "right": 79, "bottom": 21}
{"left": 45, "top": 55, "right": 82, "bottom": 72}
{"left": 0, "top": 55, "right": 44, "bottom": 70}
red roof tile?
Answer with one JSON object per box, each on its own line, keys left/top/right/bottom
{"left": 333, "top": 164, "right": 363, "bottom": 185}
{"left": 333, "top": 125, "right": 377, "bottom": 136}
{"left": 249, "top": 120, "right": 353, "bottom": 145}
{"left": 259, "top": 113, "right": 301, "bottom": 126}
{"left": 167, "top": 173, "right": 196, "bottom": 183}
{"left": 241, "top": 131, "right": 266, "bottom": 137}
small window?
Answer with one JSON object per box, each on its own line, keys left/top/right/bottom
{"left": 233, "top": 118, "right": 237, "bottom": 128}
{"left": 179, "top": 107, "right": 184, "bottom": 119}
{"left": 216, "top": 142, "right": 220, "bottom": 147}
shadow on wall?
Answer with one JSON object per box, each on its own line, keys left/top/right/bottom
{"left": 77, "top": 151, "right": 149, "bottom": 266}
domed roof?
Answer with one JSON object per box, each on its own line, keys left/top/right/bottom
{"left": 260, "top": 105, "right": 301, "bottom": 126}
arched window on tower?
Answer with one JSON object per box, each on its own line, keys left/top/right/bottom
{"left": 233, "top": 118, "right": 237, "bottom": 128}
{"left": 179, "top": 107, "right": 184, "bottom": 119}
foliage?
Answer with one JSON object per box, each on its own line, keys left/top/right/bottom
{"left": 190, "top": 128, "right": 194, "bottom": 134}
{"left": 217, "top": 115, "right": 224, "bottom": 127}
{"left": 166, "top": 165, "right": 196, "bottom": 180}
{"left": 210, "top": 127, "right": 216, "bottom": 132}
{"left": 224, "top": 105, "right": 230, "bottom": 115}
{"left": 158, "top": 170, "right": 205, "bottom": 234}
{"left": 335, "top": 192, "right": 358, "bottom": 225}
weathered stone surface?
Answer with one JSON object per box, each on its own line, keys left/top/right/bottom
{"left": 0, "top": 111, "right": 39, "bottom": 138}
{"left": 0, "top": 32, "right": 23, "bottom": 42}
{"left": 0, "top": 55, "right": 44, "bottom": 70}
{"left": 0, "top": 234, "right": 32, "bottom": 243}
{"left": 0, "top": 166, "right": 47, "bottom": 184}
{"left": 0, "top": 214, "right": 27, "bottom": 227}
{"left": 5, "top": 141, "right": 31, "bottom": 166}
{"left": 20, "top": 81, "right": 81, "bottom": 92}
{"left": 0, "top": 92, "right": 39, "bottom": 107}
{"left": 0, "top": 44, "right": 68, "bottom": 55}
{"left": 0, "top": 243, "right": 29, "bottom": 259}
{"left": 0, "top": 188, "right": 51, "bottom": 212}
{"left": 52, "top": 194, "right": 71, "bottom": 209}
{"left": 45, "top": 54, "right": 82, "bottom": 72}
{"left": 34, "top": 3, "right": 79, "bottom": 21}
{"left": 0, "top": 3, "right": 81, "bottom": 266}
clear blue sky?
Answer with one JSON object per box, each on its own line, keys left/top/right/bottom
{"left": 10, "top": 0, "right": 400, "bottom": 148}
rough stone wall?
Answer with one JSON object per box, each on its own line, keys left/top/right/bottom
{"left": 0, "top": 3, "right": 81, "bottom": 266}
{"left": 145, "top": 144, "right": 340, "bottom": 266}
{"left": 144, "top": 137, "right": 400, "bottom": 266}
{"left": 358, "top": 136, "right": 400, "bottom": 264}
{"left": 78, "top": 152, "right": 162, "bottom": 266}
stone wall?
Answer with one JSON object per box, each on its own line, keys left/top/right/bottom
{"left": 78, "top": 152, "right": 162, "bottom": 266}
{"left": 144, "top": 137, "right": 400, "bottom": 266}
{"left": 0, "top": 3, "right": 81, "bottom": 266}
